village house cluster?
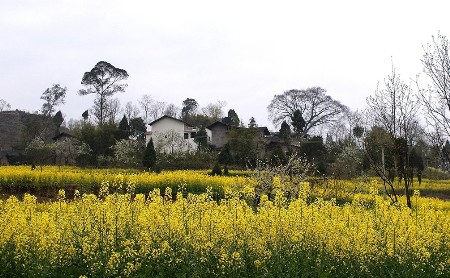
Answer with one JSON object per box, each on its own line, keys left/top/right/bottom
{"left": 145, "top": 115, "right": 282, "bottom": 158}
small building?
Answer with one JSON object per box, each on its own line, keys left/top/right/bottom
{"left": 253, "top": 127, "right": 272, "bottom": 159}
{"left": 206, "top": 121, "right": 232, "bottom": 149}
{"left": 206, "top": 121, "right": 275, "bottom": 158}
{"left": 146, "top": 115, "right": 210, "bottom": 153}
{"left": 52, "top": 132, "right": 76, "bottom": 165}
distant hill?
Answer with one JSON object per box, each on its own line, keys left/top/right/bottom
{"left": 0, "top": 110, "right": 59, "bottom": 152}
{"left": 0, "top": 110, "right": 26, "bottom": 151}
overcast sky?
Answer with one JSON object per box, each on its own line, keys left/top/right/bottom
{"left": 1, "top": 0, "right": 449, "bottom": 130}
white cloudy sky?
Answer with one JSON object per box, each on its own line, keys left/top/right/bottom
{"left": 1, "top": 0, "right": 449, "bottom": 130}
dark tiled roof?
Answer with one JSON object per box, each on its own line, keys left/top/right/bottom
{"left": 206, "top": 121, "right": 231, "bottom": 130}
{"left": 257, "top": 127, "right": 271, "bottom": 136}
{"left": 52, "top": 132, "right": 73, "bottom": 141}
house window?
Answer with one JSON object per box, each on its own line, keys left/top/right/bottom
{"left": 184, "top": 133, "right": 189, "bottom": 139}
{"left": 191, "top": 132, "right": 197, "bottom": 138}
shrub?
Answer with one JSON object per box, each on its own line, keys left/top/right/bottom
{"left": 211, "top": 163, "right": 222, "bottom": 176}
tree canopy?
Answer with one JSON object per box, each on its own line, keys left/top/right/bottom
{"left": 267, "top": 87, "right": 348, "bottom": 137}
{"left": 290, "top": 109, "right": 306, "bottom": 136}
{"left": 143, "top": 138, "right": 157, "bottom": 169}
{"left": 41, "top": 84, "right": 67, "bottom": 117}
{"left": 227, "top": 109, "right": 240, "bottom": 126}
{"left": 181, "top": 98, "right": 198, "bottom": 120}
{"left": 78, "top": 61, "right": 128, "bottom": 125}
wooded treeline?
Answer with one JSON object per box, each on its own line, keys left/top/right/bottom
{"left": 2, "top": 33, "right": 450, "bottom": 207}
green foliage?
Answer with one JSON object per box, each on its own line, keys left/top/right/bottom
{"left": 54, "top": 137, "right": 91, "bottom": 166}
{"left": 211, "top": 163, "right": 222, "bottom": 176}
{"left": 78, "top": 61, "right": 129, "bottom": 125}
{"left": 71, "top": 122, "right": 119, "bottom": 164}
{"left": 410, "top": 147, "right": 425, "bottom": 180}
{"left": 188, "top": 114, "right": 215, "bottom": 128}
{"left": 52, "top": 111, "right": 64, "bottom": 131}
{"left": 291, "top": 109, "right": 306, "bottom": 135}
{"left": 279, "top": 120, "right": 291, "bottom": 141}
{"left": 82, "top": 110, "right": 89, "bottom": 121}
{"left": 248, "top": 117, "right": 257, "bottom": 128}
{"left": 193, "top": 127, "right": 210, "bottom": 152}
{"left": 228, "top": 128, "right": 257, "bottom": 167}
{"left": 269, "top": 144, "right": 287, "bottom": 166}
{"left": 328, "top": 140, "right": 363, "bottom": 179}
{"left": 422, "top": 167, "right": 450, "bottom": 180}
{"left": 156, "top": 152, "right": 217, "bottom": 170}
{"left": 143, "top": 138, "right": 157, "bottom": 169}
{"left": 96, "top": 123, "right": 119, "bottom": 158}
{"left": 129, "top": 117, "right": 147, "bottom": 141}
{"left": 25, "top": 136, "right": 55, "bottom": 165}
{"left": 181, "top": 98, "right": 198, "bottom": 120}
{"left": 14, "top": 113, "right": 59, "bottom": 152}
{"left": 223, "top": 165, "right": 229, "bottom": 175}
{"left": 227, "top": 109, "right": 240, "bottom": 126}
{"left": 300, "top": 136, "right": 327, "bottom": 174}
{"left": 363, "top": 126, "right": 395, "bottom": 171}
{"left": 41, "top": 84, "right": 67, "bottom": 117}
{"left": 352, "top": 125, "right": 364, "bottom": 138}
{"left": 117, "top": 114, "right": 130, "bottom": 140}
{"left": 218, "top": 143, "right": 233, "bottom": 165}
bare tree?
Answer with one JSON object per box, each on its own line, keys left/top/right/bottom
{"left": 0, "top": 99, "right": 11, "bottom": 112}
{"left": 420, "top": 33, "right": 450, "bottom": 162}
{"left": 125, "top": 101, "right": 140, "bottom": 121}
{"left": 252, "top": 153, "right": 314, "bottom": 198}
{"left": 139, "top": 94, "right": 153, "bottom": 123}
{"left": 92, "top": 97, "right": 122, "bottom": 125}
{"left": 164, "top": 104, "right": 180, "bottom": 118}
{"left": 367, "top": 64, "right": 420, "bottom": 208}
{"left": 78, "top": 61, "right": 128, "bottom": 125}
{"left": 346, "top": 110, "right": 366, "bottom": 137}
{"left": 105, "top": 98, "right": 122, "bottom": 124}
{"left": 201, "top": 101, "right": 226, "bottom": 121}
{"left": 327, "top": 113, "right": 351, "bottom": 143}
{"left": 268, "top": 87, "right": 348, "bottom": 137}
{"left": 148, "top": 101, "right": 168, "bottom": 122}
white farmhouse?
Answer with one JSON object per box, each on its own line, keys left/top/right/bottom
{"left": 145, "top": 115, "right": 211, "bottom": 153}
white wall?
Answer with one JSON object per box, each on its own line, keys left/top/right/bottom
{"left": 146, "top": 117, "right": 198, "bottom": 153}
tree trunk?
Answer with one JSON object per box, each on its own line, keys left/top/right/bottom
{"left": 403, "top": 158, "right": 412, "bottom": 209}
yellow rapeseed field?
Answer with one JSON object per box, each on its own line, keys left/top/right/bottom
{"left": 0, "top": 166, "right": 255, "bottom": 198}
{"left": 1, "top": 166, "right": 449, "bottom": 202}
{"left": 0, "top": 171, "right": 448, "bottom": 277}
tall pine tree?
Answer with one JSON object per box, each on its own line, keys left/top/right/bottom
{"left": 290, "top": 109, "right": 306, "bottom": 136}
{"left": 279, "top": 120, "right": 291, "bottom": 141}
{"left": 117, "top": 114, "right": 130, "bottom": 140}
{"left": 143, "top": 138, "right": 157, "bottom": 170}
